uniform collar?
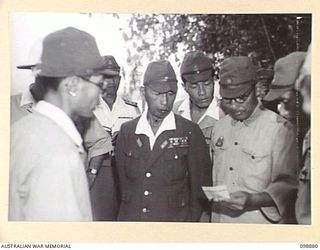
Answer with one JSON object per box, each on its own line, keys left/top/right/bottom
{"left": 34, "top": 101, "right": 83, "bottom": 150}
{"left": 20, "top": 88, "right": 36, "bottom": 107}
{"left": 97, "top": 95, "right": 123, "bottom": 111}
{"left": 177, "top": 97, "right": 220, "bottom": 123}
{"left": 231, "top": 102, "right": 263, "bottom": 127}
{"left": 135, "top": 110, "right": 176, "bottom": 150}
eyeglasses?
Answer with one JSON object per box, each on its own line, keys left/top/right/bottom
{"left": 79, "top": 76, "right": 106, "bottom": 91}
{"left": 220, "top": 86, "right": 254, "bottom": 105}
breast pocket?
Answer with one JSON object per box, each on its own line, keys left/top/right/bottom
{"left": 240, "top": 146, "right": 271, "bottom": 190}
{"left": 164, "top": 148, "right": 188, "bottom": 183}
{"left": 124, "top": 149, "right": 141, "bottom": 179}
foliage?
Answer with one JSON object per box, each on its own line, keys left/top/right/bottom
{"left": 114, "top": 14, "right": 311, "bottom": 91}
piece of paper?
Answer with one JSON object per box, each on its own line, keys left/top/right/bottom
{"left": 202, "top": 185, "right": 230, "bottom": 200}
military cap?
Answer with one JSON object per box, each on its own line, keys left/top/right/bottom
{"left": 219, "top": 56, "right": 257, "bottom": 98}
{"left": 34, "top": 27, "right": 107, "bottom": 77}
{"left": 263, "top": 51, "right": 306, "bottom": 101}
{"left": 102, "top": 55, "right": 121, "bottom": 76}
{"left": 143, "top": 60, "right": 178, "bottom": 93}
{"left": 180, "top": 51, "right": 213, "bottom": 83}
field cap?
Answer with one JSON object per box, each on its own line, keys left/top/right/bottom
{"left": 264, "top": 51, "right": 306, "bottom": 101}
{"left": 180, "top": 51, "right": 213, "bottom": 83}
{"left": 102, "top": 55, "right": 121, "bottom": 76}
{"left": 143, "top": 60, "right": 177, "bottom": 93}
{"left": 219, "top": 56, "right": 257, "bottom": 98}
{"left": 34, "top": 27, "right": 106, "bottom": 77}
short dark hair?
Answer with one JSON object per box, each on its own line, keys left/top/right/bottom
{"left": 32, "top": 76, "right": 64, "bottom": 101}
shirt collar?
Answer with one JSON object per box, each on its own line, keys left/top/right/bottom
{"left": 177, "top": 97, "right": 220, "bottom": 123}
{"left": 34, "top": 101, "right": 83, "bottom": 149}
{"left": 20, "top": 88, "right": 36, "bottom": 107}
{"left": 135, "top": 110, "right": 176, "bottom": 150}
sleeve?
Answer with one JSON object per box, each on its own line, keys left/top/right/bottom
{"left": 114, "top": 124, "right": 127, "bottom": 196}
{"left": 262, "top": 124, "right": 299, "bottom": 223}
{"left": 83, "top": 117, "right": 113, "bottom": 161}
{"left": 187, "top": 123, "right": 213, "bottom": 221}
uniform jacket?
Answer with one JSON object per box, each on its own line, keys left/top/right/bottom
{"left": 9, "top": 101, "right": 92, "bottom": 221}
{"left": 115, "top": 114, "right": 212, "bottom": 222}
{"left": 211, "top": 104, "right": 298, "bottom": 224}
{"left": 94, "top": 96, "right": 140, "bottom": 135}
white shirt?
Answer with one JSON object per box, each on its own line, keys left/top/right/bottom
{"left": 177, "top": 97, "right": 220, "bottom": 123}
{"left": 135, "top": 110, "right": 176, "bottom": 150}
{"left": 94, "top": 96, "right": 140, "bottom": 134}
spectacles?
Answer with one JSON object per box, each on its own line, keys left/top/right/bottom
{"left": 79, "top": 76, "right": 106, "bottom": 91}
{"left": 220, "top": 86, "right": 254, "bottom": 105}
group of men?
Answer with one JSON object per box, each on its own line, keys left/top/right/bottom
{"left": 9, "top": 26, "right": 311, "bottom": 224}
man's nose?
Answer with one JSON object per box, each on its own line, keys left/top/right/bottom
{"left": 198, "top": 83, "right": 206, "bottom": 96}
{"left": 160, "top": 93, "right": 168, "bottom": 106}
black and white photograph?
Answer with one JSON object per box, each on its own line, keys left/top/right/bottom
{"left": 8, "top": 11, "right": 312, "bottom": 225}
{"left": 1, "top": 0, "right": 318, "bottom": 244}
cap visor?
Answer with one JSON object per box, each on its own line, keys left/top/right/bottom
{"left": 220, "top": 83, "right": 252, "bottom": 98}
{"left": 17, "top": 64, "right": 36, "bottom": 70}
{"left": 263, "top": 87, "right": 291, "bottom": 101}
{"left": 182, "top": 70, "right": 212, "bottom": 83}
{"left": 147, "top": 82, "right": 177, "bottom": 93}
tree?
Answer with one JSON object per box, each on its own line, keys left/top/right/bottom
{"left": 115, "top": 14, "right": 311, "bottom": 94}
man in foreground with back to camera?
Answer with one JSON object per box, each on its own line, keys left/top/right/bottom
{"left": 115, "top": 60, "right": 212, "bottom": 221}
{"left": 210, "top": 56, "right": 298, "bottom": 224}
{"left": 9, "top": 27, "right": 109, "bottom": 221}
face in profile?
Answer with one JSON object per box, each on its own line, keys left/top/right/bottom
{"left": 73, "top": 74, "right": 104, "bottom": 118}
{"left": 184, "top": 78, "right": 215, "bottom": 109}
{"left": 276, "top": 89, "right": 297, "bottom": 122}
{"left": 144, "top": 86, "right": 176, "bottom": 120}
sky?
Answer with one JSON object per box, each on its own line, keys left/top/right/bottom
{"left": 10, "top": 12, "right": 218, "bottom": 102}
{"left": 10, "top": 12, "right": 129, "bottom": 95}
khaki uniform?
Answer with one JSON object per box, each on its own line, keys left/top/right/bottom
{"left": 173, "top": 98, "right": 220, "bottom": 159}
{"left": 211, "top": 104, "right": 298, "bottom": 224}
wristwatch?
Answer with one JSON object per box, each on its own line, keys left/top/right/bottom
{"left": 87, "top": 168, "right": 98, "bottom": 175}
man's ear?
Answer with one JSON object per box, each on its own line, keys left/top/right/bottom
{"left": 65, "top": 76, "right": 80, "bottom": 97}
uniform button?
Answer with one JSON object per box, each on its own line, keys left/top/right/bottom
{"left": 142, "top": 207, "right": 150, "bottom": 213}
{"left": 145, "top": 172, "right": 152, "bottom": 178}
{"left": 144, "top": 190, "right": 150, "bottom": 196}
{"left": 229, "top": 167, "right": 233, "bottom": 171}
{"left": 234, "top": 142, "right": 238, "bottom": 145}
{"left": 251, "top": 156, "right": 255, "bottom": 159}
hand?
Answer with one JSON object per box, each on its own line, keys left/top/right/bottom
{"left": 87, "top": 173, "right": 97, "bottom": 190}
{"left": 219, "top": 191, "right": 252, "bottom": 211}
{"left": 111, "top": 131, "right": 119, "bottom": 146}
